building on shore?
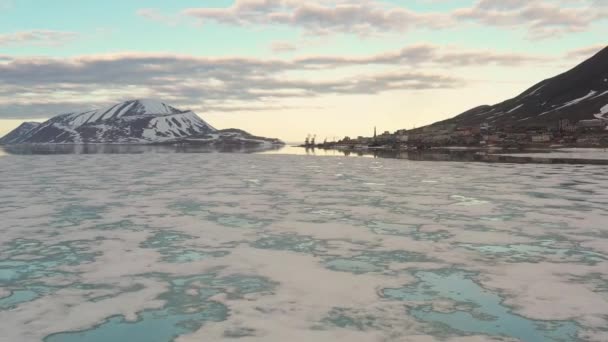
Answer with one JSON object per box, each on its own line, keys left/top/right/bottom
{"left": 531, "top": 133, "right": 552, "bottom": 143}
{"left": 396, "top": 130, "right": 409, "bottom": 142}
{"left": 558, "top": 119, "right": 576, "bottom": 133}
{"left": 577, "top": 119, "right": 607, "bottom": 132}
{"left": 330, "top": 117, "right": 608, "bottom": 150}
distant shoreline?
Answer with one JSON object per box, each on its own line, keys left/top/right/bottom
{"left": 294, "top": 145, "right": 608, "bottom": 165}
{"left": 296, "top": 144, "right": 608, "bottom": 152}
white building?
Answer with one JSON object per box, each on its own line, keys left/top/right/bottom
{"left": 531, "top": 133, "right": 552, "bottom": 143}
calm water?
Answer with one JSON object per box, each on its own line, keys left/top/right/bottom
{"left": 1, "top": 147, "right": 607, "bottom": 341}
{"left": 3, "top": 144, "right": 608, "bottom": 165}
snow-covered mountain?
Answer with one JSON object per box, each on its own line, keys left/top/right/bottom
{"left": 0, "top": 122, "right": 41, "bottom": 145}
{"left": 0, "top": 99, "right": 284, "bottom": 147}
{"left": 428, "top": 45, "right": 608, "bottom": 129}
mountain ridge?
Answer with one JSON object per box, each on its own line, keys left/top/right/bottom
{"left": 424, "top": 46, "right": 608, "bottom": 130}
{"left": 0, "top": 99, "right": 283, "bottom": 147}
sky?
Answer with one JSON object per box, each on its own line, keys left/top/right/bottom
{"left": 0, "top": 0, "right": 606, "bottom": 142}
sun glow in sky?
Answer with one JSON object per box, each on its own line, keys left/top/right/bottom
{"left": 0, "top": 0, "right": 606, "bottom": 141}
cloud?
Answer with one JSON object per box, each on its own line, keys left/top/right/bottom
{"left": 565, "top": 44, "right": 606, "bottom": 60}
{"left": 0, "top": 44, "right": 548, "bottom": 119}
{"left": 153, "top": 0, "right": 606, "bottom": 40}
{"left": 181, "top": 0, "right": 451, "bottom": 36}
{"left": 0, "top": 30, "right": 78, "bottom": 46}
{"left": 293, "top": 44, "right": 547, "bottom": 68}
{"left": 454, "top": 0, "right": 606, "bottom": 39}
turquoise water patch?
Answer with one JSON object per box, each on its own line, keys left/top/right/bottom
{"left": 44, "top": 272, "right": 277, "bottom": 342}
{"left": 165, "top": 250, "right": 229, "bottom": 263}
{"left": 0, "top": 288, "right": 46, "bottom": 310}
{"left": 366, "top": 221, "right": 418, "bottom": 235}
{"left": 52, "top": 204, "right": 107, "bottom": 227}
{"left": 0, "top": 284, "right": 116, "bottom": 310}
{"left": 81, "top": 283, "right": 145, "bottom": 303}
{"left": 479, "top": 214, "right": 521, "bottom": 222}
{"left": 309, "top": 209, "right": 344, "bottom": 217}
{"left": 252, "top": 233, "right": 432, "bottom": 275}
{"left": 140, "top": 231, "right": 195, "bottom": 249}
{"left": 45, "top": 297, "right": 227, "bottom": 342}
{"left": 153, "top": 272, "right": 278, "bottom": 302}
{"left": 458, "top": 241, "right": 607, "bottom": 265}
{"left": 320, "top": 307, "right": 379, "bottom": 331}
{"left": 92, "top": 220, "right": 145, "bottom": 232}
{"left": 1, "top": 239, "right": 100, "bottom": 285}
{"left": 168, "top": 200, "right": 209, "bottom": 216}
{"left": 3, "top": 238, "right": 42, "bottom": 251}
{"left": 323, "top": 259, "right": 382, "bottom": 274}
{"left": 367, "top": 221, "right": 452, "bottom": 241}
{"left": 324, "top": 250, "right": 433, "bottom": 275}
{"left": 210, "top": 214, "right": 271, "bottom": 230}
{"left": 251, "top": 234, "right": 327, "bottom": 255}
{"left": 140, "top": 231, "right": 229, "bottom": 263}
{"left": 460, "top": 224, "right": 499, "bottom": 232}
{"left": 411, "top": 230, "right": 452, "bottom": 241}
{"left": 0, "top": 238, "right": 101, "bottom": 310}
{"left": 299, "top": 208, "right": 350, "bottom": 223}
{"left": 381, "top": 270, "right": 579, "bottom": 341}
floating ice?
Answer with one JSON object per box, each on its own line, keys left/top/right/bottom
{"left": 0, "top": 153, "right": 606, "bottom": 341}
{"left": 381, "top": 270, "right": 580, "bottom": 341}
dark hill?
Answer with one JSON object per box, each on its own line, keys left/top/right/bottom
{"left": 430, "top": 46, "right": 608, "bottom": 129}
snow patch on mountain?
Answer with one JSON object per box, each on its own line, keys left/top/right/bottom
{"left": 594, "top": 104, "right": 608, "bottom": 120}
{"left": 591, "top": 90, "right": 608, "bottom": 99}
{"left": 524, "top": 84, "right": 546, "bottom": 97}
{"left": 557, "top": 91, "right": 597, "bottom": 110}
{"left": 507, "top": 104, "right": 524, "bottom": 113}
{"left": 61, "top": 99, "right": 187, "bottom": 128}
{"left": 141, "top": 111, "right": 213, "bottom": 141}
{"left": 536, "top": 90, "right": 602, "bottom": 117}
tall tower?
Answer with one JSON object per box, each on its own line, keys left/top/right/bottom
{"left": 374, "top": 126, "right": 377, "bottom": 139}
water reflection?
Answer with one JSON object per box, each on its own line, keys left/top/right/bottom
{"left": 369, "top": 149, "right": 608, "bottom": 165}
{"left": 298, "top": 147, "right": 608, "bottom": 165}
{"left": 0, "top": 144, "right": 283, "bottom": 155}
{"left": 2, "top": 144, "right": 608, "bottom": 165}
{"left": 258, "top": 145, "right": 374, "bottom": 157}
{"left": 264, "top": 146, "right": 608, "bottom": 164}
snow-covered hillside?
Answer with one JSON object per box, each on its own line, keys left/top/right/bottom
{"left": 59, "top": 99, "right": 190, "bottom": 128}
{"left": 428, "top": 46, "right": 608, "bottom": 129}
{"left": 0, "top": 99, "right": 284, "bottom": 147}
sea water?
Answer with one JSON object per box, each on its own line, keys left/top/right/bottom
{"left": 1, "top": 151, "right": 607, "bottom": 341}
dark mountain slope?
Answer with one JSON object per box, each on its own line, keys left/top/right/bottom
{"left": 431, "top": 46, "right": 608, "bottom": 129}
{"left": 0, "top": 122, "right": 41, "bottom": 144}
